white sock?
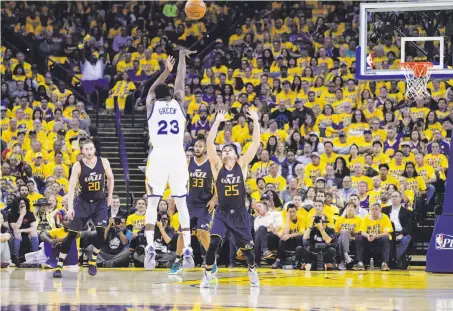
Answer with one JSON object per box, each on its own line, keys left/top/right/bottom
{"left": 173, "top": 197, "right": 191, "bottom": 249}
{"left": 145, "top": 197, "right": 160, "bottom": 246}
{"left": 145, "top": 230, "right": 155, "bottom": 248}
{"left": 182, "top": 231, "right": 191, "bottom": 249}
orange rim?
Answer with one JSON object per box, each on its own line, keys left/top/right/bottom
{"left": 398, "top": 62, "right": 434, "bottom": 77}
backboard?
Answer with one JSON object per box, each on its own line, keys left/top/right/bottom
{"left": 356, "top": 1, "right": 453, "bottom": 81}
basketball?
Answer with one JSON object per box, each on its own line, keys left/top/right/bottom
{"left": 184, "top": 0, "right": 206, "bottom": 20}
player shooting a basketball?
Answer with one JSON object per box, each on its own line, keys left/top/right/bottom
{"left": 201, "top": 108, "right": 261, "bottom": 288}
{"left": 143, "top": 49, "right": 196, "bottom": 270}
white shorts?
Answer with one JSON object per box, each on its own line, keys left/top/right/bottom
{"left": 145, "top": 149, "right": 189, "bottom": 197}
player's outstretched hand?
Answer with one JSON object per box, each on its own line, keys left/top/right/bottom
{"left": 215, "top": 110, "right": 227, "bottom": 123}
{"left": 165, "top": 56, "right": 176, "bottom": 72}
{"left": 179, "top": 49, "right": 197, "bottom": 58}
{"left": 246, "top": 108, "right": 259, "bottom": 122}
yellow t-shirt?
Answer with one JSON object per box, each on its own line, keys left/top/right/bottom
{"left": 251, "top": 161, "right": 275, "bottom": 177}
{"left": 303, "top": 162, "right": 327, "bottom": 182}
{"left": 281, "top": 215, "right": 306, "bottom": 234}
{"left": 263, "top": 175, "right": 287, "bottom": 192}
{"left": 388, "top": 162, "right": 406, "bottom": 179}
{"left": 126, "top": 214, "right": 145, "bottom": 233}
{"left": 360, "top": 214, "right": 393, "bottom": 238}
{"left": 406, "top": 176, "right": 427, "bottom": 193}
{"left": 334, "top": 215, "right": 362, "bottom": 234}
{"left": 351, "top": 175, "right": 372, "bottom": 191}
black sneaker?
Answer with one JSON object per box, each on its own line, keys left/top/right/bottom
{"left": 88, "top": 264, "right": 97, "bottom": 276}
{"left": 53, "top": 269, "right": 62, "bottom": 278}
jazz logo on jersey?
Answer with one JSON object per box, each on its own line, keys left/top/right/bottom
{"left": 190, "top": 169, "right": 207, "bottom": 179}
{"left": 221, "top": 174, "right": 241, "bottom": 184}
{"left": 85, "top": 172, "right": 103, "bottom": 183}
{"left": 436, "top": 234, "right": 453, "bottom": 250}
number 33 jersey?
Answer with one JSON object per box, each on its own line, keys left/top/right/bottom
{"left": 148, "top": 98, "right": 186, "bottom": 150}
{"left": 146, "top": 98, "right": 189, "bottom": 197}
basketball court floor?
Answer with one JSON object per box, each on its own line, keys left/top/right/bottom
{"left": 1, "top": 267, "right": 453, "bottom": 310}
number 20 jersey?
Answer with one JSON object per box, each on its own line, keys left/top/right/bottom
{"left": 148, "top": 98, "right": 186, "bottom": 149}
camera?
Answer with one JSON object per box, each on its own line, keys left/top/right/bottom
{"left": 313, "top": 215, "right": 323, "bottom": 224}
{"left": 113, "top": 217, "right": 121, "bottom": 225}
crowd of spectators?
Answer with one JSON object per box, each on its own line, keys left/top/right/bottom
{"left": 1, "top": 1, "right": 452, "bottom": 270}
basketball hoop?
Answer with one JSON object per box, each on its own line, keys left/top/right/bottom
{"left": 398, "top": 62, "right": 434, "bottom": 100}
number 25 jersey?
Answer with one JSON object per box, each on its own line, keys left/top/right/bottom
{"left": 148, "top": 98, "right": 186, "bottom": 149}
{"left": 216, "top": 162, "right": 246, "bottom": 210}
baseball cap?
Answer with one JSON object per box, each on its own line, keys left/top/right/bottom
{"left": 316, "top": 177, "right": 326, "bottom": 183}
{"left": 0, "top": 106, "right": 6, "bottom": 111}
{"left": 215, "top": 38, "right": 222, "bottom": 44}
{"left": 364, "top": 129, "right": 372, "bottom": 134}
{"left": 311, "top": 152, "right": 320, "bottom": 158}
{"left": 35, "top": 152, "right": 43, "bottom": 158}
{"left": 401, "top": 141, "right": 411, "bottom": 146}
{"left": 339, "top": 132, "right": 346, "bottom": 137}
{"left": 57, "top": 129, "right": 66, "bottom": 135}
{"left": 340, "top": 62, "right": 348, "bottom": 67}
{"left": 28, "top": 130, "right": 37, "bottom": 136}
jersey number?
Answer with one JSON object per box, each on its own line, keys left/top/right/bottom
{"left": 88, "top": 181, "right": 100, "bottom": 191}
{"left": 225, "top": 185, "right": 239, "bottom": 196}
{"left": 157, "top": 120, "right": 179, "bottom": 135}
{"left": 192, "top": 178, "right": 204, "bottom": 188}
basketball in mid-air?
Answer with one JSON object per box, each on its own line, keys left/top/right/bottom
{"left": 185, "top": 0, "right": 206, "bottom": 20}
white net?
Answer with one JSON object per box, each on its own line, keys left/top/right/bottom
{"left": 398, "top": 62, "right": 434, "bottom": 100}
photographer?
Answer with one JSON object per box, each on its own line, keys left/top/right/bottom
{"left": 298, "top": 201, "right": 336, "bottom": 271}
{"left": 134, "top": 211, "right": 176, "bottom": 268}
{"left": 87, "top": 217, "right": 132, "bottom": 268}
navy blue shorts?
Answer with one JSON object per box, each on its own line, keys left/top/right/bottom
{"left": 67, "top": 197, "right": 109, "bottom": 232}
{"left": 188, "top": 203, "right": 212, "bottom": 231}
{"left": 210, "top": 207, "right": 253, "bottom": 248}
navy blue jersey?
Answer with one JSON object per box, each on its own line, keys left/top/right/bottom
{"left": 216, "top": 162, "right": 246, "bottom": 210}
{"left": 78, "top": 157, "right": 105, "bottom": 201}
{"left": 188, "top": 157, "right": 213, "bottom": 204}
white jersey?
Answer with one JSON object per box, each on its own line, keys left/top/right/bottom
{"left": 148, "top": 98, "right": 186, "bottom": 149}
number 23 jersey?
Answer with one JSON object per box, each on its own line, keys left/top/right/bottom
{"left": 148, "top": 98, "right": 186, "bottom": 149}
